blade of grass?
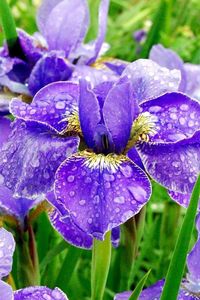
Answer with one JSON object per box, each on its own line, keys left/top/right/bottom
{"left": 160, "top": 174, "right": 200, "bottom": 300}
{"left": 129, "top": 269, "right": 151, "bottom": 300}
{"left": 140, "top": 0, "right": 173, "bottom": 58}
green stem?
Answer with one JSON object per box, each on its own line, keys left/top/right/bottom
{"left": 17, "top": 224, "right": 40, "bottom": 287}
{"left": 91, "top": 231, "right": 111, "bottom": 300}
{"left": 0, "top": 0, "right": 24, "bottom": 58}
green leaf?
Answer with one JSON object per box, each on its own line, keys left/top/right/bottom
{"left": 40, "top": 240, "right": 68, "bottom": 275}
{"left": 0, "top": 0, "right": 18, "bottom": 49}
{"left": 129, "top": 269, "right": 151, "bottom": 300}
{"left": 160, "top": 174, "right": 200, "bottom": 300}
{"left": 55, "top": 245, "right": 83, "bottom": 293}
{"left": 140, "top": 0, "right": 173, "bottom": 58}
{"left": 91, "top": 231, "right": 112, "bottom": 300}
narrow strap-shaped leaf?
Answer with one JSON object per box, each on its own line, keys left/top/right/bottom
{"left": 91, "top": 231, "right": 112, "bottom": 300}
{"left": 40, "top": 240, "right": 68, "bottom": 275}
{"left": 161, "top": 174, "right": 200, "bottom": 300}
{"left": 129, "top": 269, "right": 151, "bottom": 300}
{"left": 0, "top": 0, "right": 24, "bottom": 58}
{"left": 140, "top": 0, "right": 173, "bottom": 58}
{"left": 55, "top": 245, "right": 83, "bottom": 293}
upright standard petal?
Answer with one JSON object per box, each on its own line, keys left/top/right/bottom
{"left": 79, "top": 80, "right": 101, "bottom": 149}
{"left": 137, "top": 130, "right": 200, "bottom": 195}
{"left": 103, "top": 80, "right": 133, "bottom": 153}
{"left": 0, "top": 228, "right": 15, "bottom": 278}
{"left": 14, "top": 287, "right": 68, "bottom": 300}
{"left": 55, "top": 152, "right": 151, "bottom": 239}
{"left": 28, "top": 51, "right": 73, "bottom": 95}
{"left": 86, "top": 0, "right": 110, "bottom": 65}
{"left": 149, "top": 44, "right": 187, "bottom": 92}
{"left": 43, "top": 0, "right": 89, "bottom": 56}
{"left": 0, "top": 120, "right": 79, "bottom": 198}
{"left": 122, "top": 59, "right": 181, "bottom": 103}
{"left": 140, "top": 92, "right": 200, "bottom": 143}
{"left": 10, "top": 81, "right": 79, "bottom": 132}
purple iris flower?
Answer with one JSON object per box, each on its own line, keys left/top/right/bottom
{"left": 0, "top": 227, "right": 68, "bottom": 300}
{"left": 1, "top": 57, "right": 200, "bottom": 245}
{"left": 115, "top": 214, "right": 200, "bottom": 300}
{"left": 0, "top": 0, "right": 117, "bottom": 96}
{"left": 150, "top": 44, "right": 200, "bottom": 101}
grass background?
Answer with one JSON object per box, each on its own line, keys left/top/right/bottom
{"left": 1, "top": 0, "right": 200, "bottom": 299}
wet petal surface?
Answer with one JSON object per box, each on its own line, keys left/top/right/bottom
{"left": 14, "top": 286, "right": 68, "bottom": 300}
{"left": 0, "top": 120, "right": 79, "bottom": 198}
{"left": 122, "top": 59, "right": 181, "bottom": 103}
{"left": 55, "top": 152, "right": 151, "bottom": 239}
{"left": 28, "top": 52, "right": 73, "bottom": 95}
{"left": 10, "top": 82, "right": 79, "bottom": 132}
{"left": 0, "top": 228, "right": 15, "bottom": 278}
{"left": 137, "top": 130, "right": 200, "bottom": 194}
{"left": 140, "top": 92, "right": 200, "bottom": 143}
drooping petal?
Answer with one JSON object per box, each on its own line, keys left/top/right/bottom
{"left": 186, "top": 214, "right": 200, "bottom": 286}
{"left": 140, "top": 92, "right": 200, "bottom": 143}
{"left": 168, "top": 190, "right": 193, "bottom": 209}
{"left": 86, "top": 0, "right": 110, "bottom": 65}
{"left": 0, "top": 281, "right": 13, "bottom": 300}
{"left": 0, "top": 228, "right": 15, "bottom": 278}
{"left": 55, "top": 152, "right": 151, "bottom": 240}
{"left": 184, "top": 63, "right": 200, "bottom": 101}
{"left": 111, "top": 226, "right": 120, "bottom": 248}
{"left": 0, "top": 120, "right": 79, "bottom": 198}
{"left": 103, "top": 80, "right": 133, "bottom": 153}
{"left": 0, "top": 185, "right": 42, "bottom": 221}
{"left": 49, "top": 210, "right": 93, "bottom": 249}
{"left": 137, "top": 130, "right": 200, "bottom": 195}
{"left": 28, "top": 52, "right": 73, "bottom": 95}
{"left": 14, "top": 286, "right": 68, "bottom": 300}
{"left": 122, "top": 59, "right": 181, "bottom": 103}
{"left": 46, "top": 191, "right": 93, "bottom": 249}
{"left": 128, "top": 147, "right": 144, "bottom": 170}
{"left": 149, "top": 44, "right": 187, "bottom": 92}
{"left": 10, "top": 81, "right": 79, "bottom": 132}
{"left": 0, "top": 117, "right": 11, "bottom": 148}
{"left": 114, "top": 280, "right": 198, "bottom": 300}
{"left": 79, "top": 80, "right": 101, "bottom": 149}
{"left": 42, "top": 0, "right": 89, "bottom": 57}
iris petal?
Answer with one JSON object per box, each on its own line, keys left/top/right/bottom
{"left": 122, "top": 59, "right": 181, "bottom": 103}
{"left": 103, "top": 80, "right": 133, "bottom": 153}
{"left": 0, "top": 228, "right": 15, "bottom": 278}
{"left": 28, "top": 51, "right": 73, "bottom": 95}
{"left": 10, "top": 81, "right": 79, "bottom": 132}
{"left": 0, "top": 281, "right": 13, "bottom": 300}
{"left": 140, "top": 92, "right": 200, "bottom": 143}
{"left": 149, "top": 44, "right": 187, "bottom": 92}
{"left": 55, "top": 152, "right": 151, "bottom": 239}
{"left": 137, "top": 130, "right": 200, "bottom": 195}
{"left": 0, "top": 120, "right": 79, "bottom": 198}
{"left": 14, "top": 287, "right": 68, "bottom": 300}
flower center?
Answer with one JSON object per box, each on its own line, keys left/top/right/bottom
{"left": 79, "top": 151, "right": 127, "bottom": 172}
{"left": 125, "top": 112, "right": 157, "bottom": 151}
{"left": 60, "top": 110, "right": 82, "bottom": 136}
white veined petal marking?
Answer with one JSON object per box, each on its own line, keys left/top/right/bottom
{"left": 78, "top": 151, "right": 128, "bottom": 173}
